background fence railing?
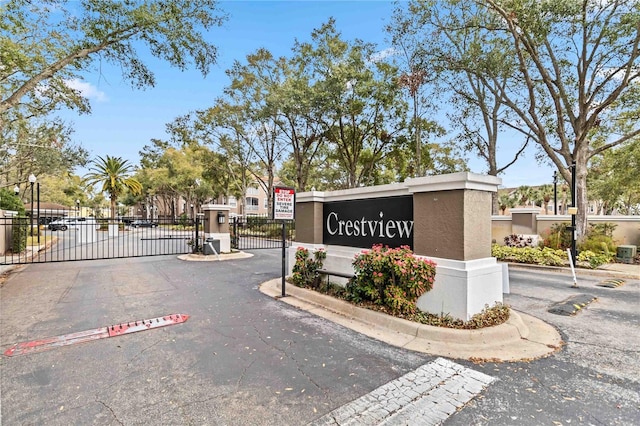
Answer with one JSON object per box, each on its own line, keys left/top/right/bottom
{"left": 0, "top": 216, "right": 200, "bottom": 265}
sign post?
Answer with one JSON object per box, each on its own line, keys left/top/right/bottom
{"left": 273, "top": 187, "right": 295, "bottom": 297}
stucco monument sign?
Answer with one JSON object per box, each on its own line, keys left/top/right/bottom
{"left": 289, "top": 172, "right": 504, "bottom": 321}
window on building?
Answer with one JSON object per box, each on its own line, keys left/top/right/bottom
{"left": 247, "top": 186, "right": 259, "bottom": 195}
{"left": 246, "top": 197, "right": 259, "bottom": 211}
{"left": 264, "top": 197, "right": 268, "bottom": 209}
{"left": 228, "top": 196, "right": 237, "bottom": 207}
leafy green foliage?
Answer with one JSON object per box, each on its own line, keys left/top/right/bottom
{"left": 577, "top": 250, "right": 611, "bottom": 269}
{"left": 540, "top": 223, "right": 572, "bottom": 250}
{"left": 83, "top": 156, "right": 142, "bottom": 218}
{"left": 492, "top": 244, "right": 566, "bottom": 266}
{"left": 413, "top": 303, "right": 511, "bottom": 330}
{"left": 391, "top": 0, "right": 640, "bottom": 239}
{"left": 0, "top": 188, "right": 25, "bottom": 214}
{"left": 346, "top": 245, "right": 436, "bottom": 315}
{"left": 11, "top": 217, "right": 28, "bottom": 253}
{"left": 493, "top": 244, "right": 612, "bottom": 269}
{"left": 1, "top": 0, "right": 225, "bottom": 117}
{"left": 577, "top": 222, "right": 617, "bottom": 263}
{"left": 291, "top": 247, "right": 326, "bottom": 290}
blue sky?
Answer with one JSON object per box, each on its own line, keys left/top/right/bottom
{"left": 61, "top": 0, "right": 555, "bottom": 189}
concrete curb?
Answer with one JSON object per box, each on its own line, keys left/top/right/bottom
{"left": 259, "top": 279, "right": 562, "bottom": 362}
{"left": 508, "top": 262, "right": 639, "bottom": 280}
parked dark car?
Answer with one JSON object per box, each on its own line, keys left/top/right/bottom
{"left": 130, "top": 220, "right": 159, "bottom": 228}
{"left": 48, "top": 217, "right": 99, "bottom": 231}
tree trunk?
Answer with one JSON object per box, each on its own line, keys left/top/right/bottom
{"left": 491, "top": 192, "right": 499, "bottom": 216}
{"left": 575, "top": 165, "right": 589, "bottom": 240}
{"left": 110, "top": 198, "right": 116, "bottom": 222}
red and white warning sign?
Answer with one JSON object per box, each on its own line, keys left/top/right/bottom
{"left": 273, "top": 187, "right": 295, "bottom": 220}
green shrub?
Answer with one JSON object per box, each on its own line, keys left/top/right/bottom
{"left": 346, "top": 245, "right": 436, "bottom": 316}
{"left": 291, "top": 247, "right": 326, "bottom": 289}
{"left": 492, "top": 243, "right": 614, "bottom": 269}
{"left": 578, "top": 234, "right": 616, "bottom": 256}
{"left": 588, "top": 222, "right": 616, "bottom": 238}
{"left": 540, "top": 223, "right": 571, "bottom": 249}
{"left": 492, "top": 244, "right": 566, "bottom": 266}
{"left": 412, "top": 303, "right": 510, "bottom": 329}
{"left": 577, "top": 250, "right": 612, "bottom": 268}
{"left": 11, "top": 217, "right": 28, "bottom": 253}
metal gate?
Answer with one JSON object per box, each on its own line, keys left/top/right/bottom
{"left": 0, "top": 216, "right": 201, "bottom": 265}
{"left": 230, "top": 216, "right": 293, "bottom": 250}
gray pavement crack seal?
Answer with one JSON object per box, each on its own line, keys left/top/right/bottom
{"left": 308, "top": 357, "right": 496, "bottom": 426}
{"left": 236, "top": 358, "right": 256, "bottom": 391}
{"left": 96, "top": 398, "right": 125, "bottom": 426}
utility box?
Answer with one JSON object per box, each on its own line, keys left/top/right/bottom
{"left": 203, "top": 238, "right": 220, "bottom": 255}
{"left": 616, "top": 245, "right": 637, "bottom": 264}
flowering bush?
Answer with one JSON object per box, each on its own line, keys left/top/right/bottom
{"left": 504, "top": 234, "right": 539, "bottom": 248}
{"left": 291, "top": 247, "right": 326, "bottom": 289}
{"left": 346, "top": 245, "right": 436, "bottom": 315}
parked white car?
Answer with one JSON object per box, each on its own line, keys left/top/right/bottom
{"left": 48, "top": 217, "right": 99, "bottom": 231}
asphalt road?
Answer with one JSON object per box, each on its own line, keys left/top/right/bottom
{"left": 447, "top": 268, "right": 640, "bottom": 425}
{"left": 1, "top": 251, "right": 638, "bottom": 425}
{"left": 0, "top": 250, "right": 430, "bottom": 425}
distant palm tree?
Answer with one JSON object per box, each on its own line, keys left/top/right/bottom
{"left": 538, "top": 184, "right": 553, "bottom": 214}
{"left": 498, "top": 193, "right": 516, "bottom": 215}
{"left": 515, "top": 185, "right": 533, "bottom": 207}
{"left": 84, "top": 156, "right": 142, "bottom": 219}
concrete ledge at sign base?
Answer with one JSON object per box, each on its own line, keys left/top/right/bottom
{"left": 259, "top": 278, "right": 562, "bottom": 362}
{"left": 177, "top": 251, "right": 253, "bottom": 261}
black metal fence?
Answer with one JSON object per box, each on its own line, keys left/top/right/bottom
{"left": 230, "top": 216, "right": 294, "bottom": 250}
{"left": 0, "top": 216, "right": 200, "bottom": 265}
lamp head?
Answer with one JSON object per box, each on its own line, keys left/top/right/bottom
{"left": 28, "top": 174, "right": 37, "bottom": 184}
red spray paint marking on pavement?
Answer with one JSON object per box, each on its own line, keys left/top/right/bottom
{"left": 3, "top": 314, "right": 189, "bottom": 357}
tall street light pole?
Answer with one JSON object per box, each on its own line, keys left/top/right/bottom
{"left": 553, "top": 171, "right": 558, "bottom": 215}
{"left": 569, "top": 161, "right": 577, "bottom": 267}
{"left": 36, "top": 182, "right": 40, "bottom": 244}
{"left": 28, "top": 174, "right": 36, "bottom": 243}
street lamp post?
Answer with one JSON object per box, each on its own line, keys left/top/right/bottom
{"left": 36, "top": 181, "right": 40, "bottom": 243}
{"left": 28, "top": 174, "right": 36, "bottom": 243}
{"left": 570, "top": 161, "right": 577, "bottom": 267}
{"left": 76, "top": 199, "right": 80, "bottom": 217}
{"left": 553, "top": 171, "right": 558, "bottom": 215}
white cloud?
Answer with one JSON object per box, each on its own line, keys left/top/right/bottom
{"left": 369, "top": 47, "right": 397, "bottom": 63}
{"left": 64, "top": 78, "right": 108, "bottom": 102}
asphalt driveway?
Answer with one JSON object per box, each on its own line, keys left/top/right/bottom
{"left": 1, "top": 252, "right": 638, "bottom": 425}
{"left": 0, "top": 251, "right": 430, "bottom": 425}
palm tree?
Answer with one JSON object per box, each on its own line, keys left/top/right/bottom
{"left": 538, "top": 184, "right": 553, "bottom": 214}
{"left": 498, "top": 193, "right": 516, "bottom": 215}
{"left": 515, "top": 185, "right": 533, "bottom": 207}
{"left": 84, "top": 156, "right": 142, "bottom": 220}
